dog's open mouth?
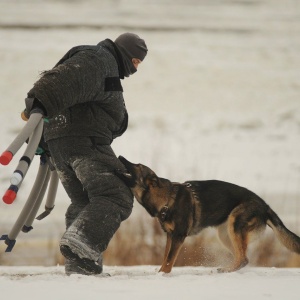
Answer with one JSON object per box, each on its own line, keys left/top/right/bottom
{"left": 115, "top": 169, "right": 132, "bottom": 178}
{"left": 122, "top": 172, "right": 132, "bottom": 178}
{"left": 118, "top": 156, "right": 136, "bottom": 175}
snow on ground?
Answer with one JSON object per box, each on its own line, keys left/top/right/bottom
{"left": 0, "top": 0, "right": 300, "bottom": 297}
{"left": 0, "top": 265, "right": 300, "bottom": 300}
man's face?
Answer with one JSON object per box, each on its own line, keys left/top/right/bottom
{"left": 132, "top": 58, "right": 142, "bottom": 70}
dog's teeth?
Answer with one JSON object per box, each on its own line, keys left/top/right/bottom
{"left": 124, "top": 173, "right": 132, "bottom": 178}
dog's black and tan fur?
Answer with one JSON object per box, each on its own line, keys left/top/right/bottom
{"left": 117, "top": 156, "right": 300, "bottom": 273}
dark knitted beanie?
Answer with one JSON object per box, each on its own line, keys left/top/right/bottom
{"left": 115, "top": 33, "right": 148, "bottom": 61}
{"left": 114, "top": 33, "right": 148, "bottom": 77}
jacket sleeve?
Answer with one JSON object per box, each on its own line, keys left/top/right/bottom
{"left": 27, "top": 46, "right": 106, "bottom": 118}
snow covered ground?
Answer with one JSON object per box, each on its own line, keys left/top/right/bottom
{"left": 0, "top": 0, "right": 300, "bottom": 296}
{"left": 0, "top": 265, "right": 300, "bottom": 300}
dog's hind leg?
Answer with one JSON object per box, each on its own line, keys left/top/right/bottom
{"left": 218, "top": 206, "right": 249, "bottom": 273}
{"left": 217, "top": 221, "right": 234, "bottom": 255}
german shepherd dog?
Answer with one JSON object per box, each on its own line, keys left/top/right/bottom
{"left": 116, "top": 156, "right": 300, "bottom": 273}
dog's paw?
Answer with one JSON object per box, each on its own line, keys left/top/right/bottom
{"left": 217, "top": 259, "right": 249, "bottom": 273}
{"left": 217, "top": 267, "right": 230, "bottom": 273}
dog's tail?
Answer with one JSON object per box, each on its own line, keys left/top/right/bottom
{"left": 267, "top": 206, "right": 300, "bottom": 253}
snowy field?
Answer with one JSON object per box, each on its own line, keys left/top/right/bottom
{"left": 0, "top": 265, "right": 299, "bottom": 300}
{"left": 0, "top": 0, "right": 300, "bottom": 297}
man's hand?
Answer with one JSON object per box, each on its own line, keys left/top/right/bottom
{"left": 22, "top": 97, "right": 47, "bottom": 121}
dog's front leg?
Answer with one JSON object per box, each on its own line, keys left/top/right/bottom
{"left": 159, "top": 233, "right": 172, "bottom": 272}
{"left": 159, "top": 235, "right": 185, "bottom": 273}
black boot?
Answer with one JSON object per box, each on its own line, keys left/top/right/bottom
{"left": 61, "top": 245, "right": 103, "bottom": 276}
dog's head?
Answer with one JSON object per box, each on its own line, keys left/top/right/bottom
{"left": 117, "top": 156, "right": 170, "bottom": 217}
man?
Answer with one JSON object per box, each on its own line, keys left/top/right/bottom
{"left": 24, "top": 33, "right": 148, "bottom": 275}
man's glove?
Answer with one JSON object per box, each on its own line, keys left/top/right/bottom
{"left": 21, "top": 97, "right": 50, "bottom": 157}
{"left": 21, "top": 97, "right": 47, "bottom": 121}
{"left": 35, "top": 135, "right": 51, "bottom": 157}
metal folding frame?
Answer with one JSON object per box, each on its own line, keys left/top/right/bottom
{"left": 0, "top": 113, "right": 59, "bottom": 252}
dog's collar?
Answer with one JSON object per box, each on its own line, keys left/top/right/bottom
{"left": 158, "top": 184, "right": 180, "bottom": 223}
{"left": 184, "top": 182, "right": 199, "bottom": 200}
{"left": 184, "top": 182, "right": 199, "bottom": 235}
{"left": 159, "top": 205, "right": 169, "bottom": 222}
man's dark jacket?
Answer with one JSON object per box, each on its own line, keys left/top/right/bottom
{"left": 27, "top": 39, "right": 128, "bottom": 144}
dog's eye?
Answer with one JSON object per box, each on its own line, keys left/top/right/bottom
{"left": 150, "top": 177, "right": 159, "bottom": 187}
{"left": 151, "top": 181, "right": 158, "bottom": 187}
